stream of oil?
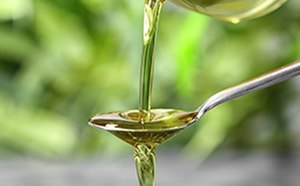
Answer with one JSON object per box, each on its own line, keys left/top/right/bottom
{"left": 89, "top": 0, "right": 287, "bottom": 185}
{"left": 139, "top": 0, "right": 164, "bottom": 114}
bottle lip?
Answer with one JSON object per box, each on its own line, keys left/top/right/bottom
{"left": 168, "top": 0, "right": 288, "bottom": 23}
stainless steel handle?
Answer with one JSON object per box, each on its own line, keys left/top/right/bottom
{"left": 196, "top": 61, "right": 300, "bottom": 120}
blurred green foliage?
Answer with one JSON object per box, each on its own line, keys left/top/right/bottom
{"left": 0, "top": 0, "right": 300, "bottom": 158}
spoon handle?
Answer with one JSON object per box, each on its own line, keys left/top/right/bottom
{"left": 196, "top": 60, "right": 300, "bottom": 119}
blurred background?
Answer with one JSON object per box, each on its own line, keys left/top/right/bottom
{"left": 0, "top": 0, "right": 300, "bottom": 185}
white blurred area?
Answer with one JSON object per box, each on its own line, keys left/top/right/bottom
{"left": 0, "top": 152, "right": 299, "bottom": 186}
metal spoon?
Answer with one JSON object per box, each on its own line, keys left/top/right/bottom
{"left": 89, "top": 61, "right": 300, "bottom": 132}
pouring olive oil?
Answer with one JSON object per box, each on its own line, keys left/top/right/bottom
{"left": 89, "top": 0, "right": 287, "bottom": 185}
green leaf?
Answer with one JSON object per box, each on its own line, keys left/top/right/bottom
{"left": 173, "top": 13, "right": 209, "bottom": 97}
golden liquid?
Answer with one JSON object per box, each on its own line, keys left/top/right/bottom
{"left": 139, "top": 0, "right": 164, "bottom": 113}
{"left": 89, "top": 109, "right": 197, "bottom": 146}
{"left": 134, "top": 144, "right": 156, "bottom": 186}
{"left": 169, "top": 0, "right": 287, "bottom": 23}
{"left": 89, "top": 109, "right": 197, "bottom": 186}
